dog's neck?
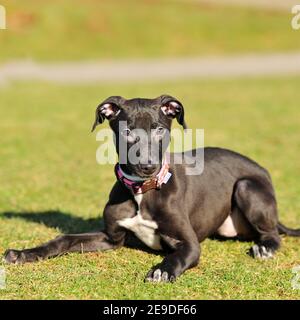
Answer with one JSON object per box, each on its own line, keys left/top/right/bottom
{"left": 115, "top": 155, "right": 172, "bottom": 195}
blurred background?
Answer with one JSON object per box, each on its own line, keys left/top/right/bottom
{"left": 0, "top": 0, "right": 300, "bottom": 61}
{"left": 0, "top": 0, "right": 300, "bottom": 299}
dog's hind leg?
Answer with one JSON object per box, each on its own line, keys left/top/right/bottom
{"left": 4, "top": 231, "right": 125, "bottom": 264}
{"left": 233, "top": 177, "right": 281, "bottom": 259}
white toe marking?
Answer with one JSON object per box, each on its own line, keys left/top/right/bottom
{"left": 153, "top": 269, "right": 162, "bottom": 282}
{"left": 251, "top": 245, "right": 274, "bottom": 259}
{"left": 261, "top": 246, "right": 274, "bottom": 259}
{"left": 252, "top": 245, "right": 261, "bottom": 258}
{"left": 161, "top": 271, "right": 169, "bottom": 281}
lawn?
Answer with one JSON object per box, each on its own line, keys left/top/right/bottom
{"left": 0, "top": 0, "right": 299, "bottom": 62}
{"left": 0, "top": 76, "right": 300, "bottom": 299}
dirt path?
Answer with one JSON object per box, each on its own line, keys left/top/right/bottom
{"left": 1, "top": 52, "right": 300, "bottom": 85}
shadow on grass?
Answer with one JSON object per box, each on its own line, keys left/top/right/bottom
{"left": 1, "top": 210, "right": 162, "bottom": 255}
{"left": 2, "top": 210, "right": 103, "bottom": 233}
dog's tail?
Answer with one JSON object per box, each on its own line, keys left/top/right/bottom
{"left": 277, "top": 221, "right": 300, "bottom": 237}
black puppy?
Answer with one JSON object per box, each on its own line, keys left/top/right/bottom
{"left": 4, "top": 95, "right": 300, "bottom": 283}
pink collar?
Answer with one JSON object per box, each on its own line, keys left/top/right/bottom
{"left": 115, "top": 156, "right": 172, "bottom": 195}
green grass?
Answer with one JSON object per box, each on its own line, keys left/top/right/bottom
{"left": 0, "top": 0, "right": 299, "bottom": 62}
{"left": 0, "top": 77, "right": 300, "bottom": 299}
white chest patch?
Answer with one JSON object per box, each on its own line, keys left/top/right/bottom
{"left": 117, "top": 194, "right": 162, "bottom": 250}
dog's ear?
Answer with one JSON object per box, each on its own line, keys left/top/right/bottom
{"left": 160, "top": 95, "right": 187, "bottom": 129}
{"left": 91, "top": 96, "right": 124, "bottom": 132}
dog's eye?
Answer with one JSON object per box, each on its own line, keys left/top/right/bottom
{"left": 156, "top": 127, "right": 166, "bottom": 135}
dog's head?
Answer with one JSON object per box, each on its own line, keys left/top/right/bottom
{"left": 92, "top": 95, "right": 186, "bottom": 178}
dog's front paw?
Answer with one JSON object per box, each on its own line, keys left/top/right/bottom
{"left": 249, "top": 244, "right": 274, "bottom": 259}
{"left": 4, "top": 248, "right": 44, "bottom": 264}
{"left": 145, "top": 267, "right": 176, "bottom": 283}
{"left": 3, "top": 249, "right": 27, "bottom": 264}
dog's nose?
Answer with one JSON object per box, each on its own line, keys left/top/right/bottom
{"left": 140, "top": 164, "right": 157, "bottom": 175}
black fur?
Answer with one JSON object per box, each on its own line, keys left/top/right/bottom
{"left": 4, "top": 96, "right": 300, "bottom": 283}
